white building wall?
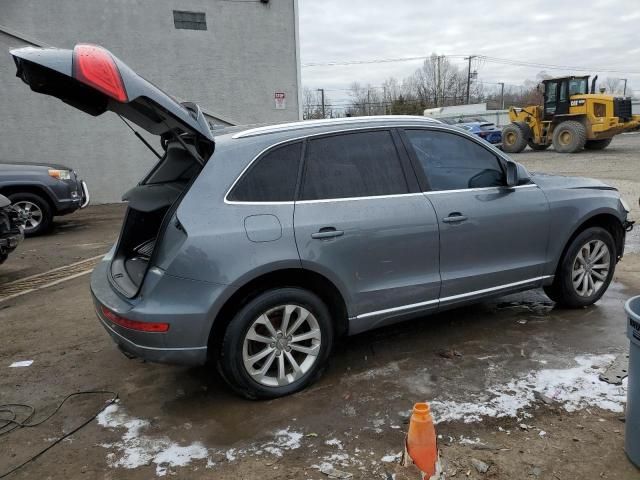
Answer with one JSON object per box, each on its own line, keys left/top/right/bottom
{"left": 0, "top": 0, "right": 300, "bottom": 203}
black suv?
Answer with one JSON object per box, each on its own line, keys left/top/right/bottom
{"left": 0, "top": 162, "right": 89, "bottom": 235}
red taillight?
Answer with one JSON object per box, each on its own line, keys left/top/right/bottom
{"left": 73, "top": 44, "right": 128, "bottom": 102}
{"left": 100, "top": 305, "right": 169, "bottom": 333}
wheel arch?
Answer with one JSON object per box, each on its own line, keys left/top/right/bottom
{"left": 553, "top": 211, "right": 625, "bottom": 275}
{"left": 207, "top": 268, "right": 349, "bottom": 360}
{"left": 0, "top": 184, "right": 57, "bottom": 212}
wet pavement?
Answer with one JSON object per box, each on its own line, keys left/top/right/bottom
{"left": 2, "top": 135, "right": 640, "bottom": 478}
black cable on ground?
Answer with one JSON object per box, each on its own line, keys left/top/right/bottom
{"left": 0, "top": 390, "right": 118, "bottom": 478}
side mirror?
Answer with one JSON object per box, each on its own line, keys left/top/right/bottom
{"left": 506, "top": 161, "right": 519, "bottom": 187}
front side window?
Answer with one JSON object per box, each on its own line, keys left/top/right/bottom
{"left": 405, "top": 129, "right": 505, "bottom": 191}
{"left": 300, "top": 130, "right": 408, "bottom": 200}
{"left": 228, "top": 142, "right": 302, "bottom": 202}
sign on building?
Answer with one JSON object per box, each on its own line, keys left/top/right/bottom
{"left": 274, "top": 92, "right": 286, "bottom": 110}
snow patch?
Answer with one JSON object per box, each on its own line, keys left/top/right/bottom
{"left": 96, "top": 404, "right": 207, "bottom": 476}
{"left": 458, "top": 436, "right": 482, "bottom": 445}
{"left": 259, "top": 428, "right": 303, "bottom": 457}
{"left": 326, "top": 438, "right": 344, "bottom": 450}
{"left": 9, "top": 360, "right": 33, "bottom": 368}
{"left": 381, "top": 452, "right": 402, "bottom": 463}
{"left": 430, "top": 355, "right": 626, "bottom": 423}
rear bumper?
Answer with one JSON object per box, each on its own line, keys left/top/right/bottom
{"left": 90, "top": 257, "right": 224, "bottom": 366}
{"left": 95, "top": 311, "right": 208, "bottom": 365}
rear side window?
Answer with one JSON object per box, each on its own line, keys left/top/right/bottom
{"left": 301, "top": 130, "right": 408, "bottom": 200}
{"left": 405, "top": 129, "right": 504, "bottom": 191}
{"left": 228, "top": 142, "right": 302, "bottom": 202}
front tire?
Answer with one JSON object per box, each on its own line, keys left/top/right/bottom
{"left": 552, "top": 120, "right": 587, "bottom": 153}
{"left": 544, "top": 227, "right": 616, "bottom": 308}
{"left": 218, "top": 288, "right": 334, "bottom": 399}
{"left": 502, "top": 123, "right": 529, "bottom": 153}
{"left": 584, "top": 138, "right": 612, "bottom": 150}
{"left": 7, "top": 192, "right": 53, "bottom": 236}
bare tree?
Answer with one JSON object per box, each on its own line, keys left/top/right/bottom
{"left": 302, "top": 87, "right": 334, "bottom": 120}
{"left": 346, "top": 83, "right": 385, "bottom": 116}
{"left": 603, "top": 77, "right": 621, "bottom": 94}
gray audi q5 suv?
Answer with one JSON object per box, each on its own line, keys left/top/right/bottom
{"left": 12, "top": 45, "right": 633, "bottom": 398}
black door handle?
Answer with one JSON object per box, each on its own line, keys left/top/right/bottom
{"left": 442, "top": 213, "right": 468, "bottom": 223}
{"left": 311, "top": 227, "right": 344, "bottom": 239}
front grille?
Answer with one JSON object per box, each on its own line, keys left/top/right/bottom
{"left": 613, "top": 97, "right": 632, "bottom": 121}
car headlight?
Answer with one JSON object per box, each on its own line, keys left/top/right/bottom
{"left": 620, "top": 197, "right": 631, "bottom": 213}
{"left": 48, "top": 169, "right": 72, "bottom": 180}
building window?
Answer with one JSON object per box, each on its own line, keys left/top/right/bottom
{"left": 173, "top": 10, "right": 207, "bottom": 30}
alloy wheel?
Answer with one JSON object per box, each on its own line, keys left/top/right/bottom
{"left": 14, "top": 200, "right": 43, "bottom": 232}
{"left": 242, "top": 304, "right": 321, "bottom": 387}
{"left": 572, "top": 239, "right": 610, "bottom": 297}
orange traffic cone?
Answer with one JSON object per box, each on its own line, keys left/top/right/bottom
{"left": 405, "top": 402, "right": 440, "bottom": 479}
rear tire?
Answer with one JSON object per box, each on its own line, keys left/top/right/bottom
{"left": 544, "top": 227, "right": 616, "bottom": 308}
{"left": 584, "top": 138, "right": 612, "bottom": 150}
{"left": 218, "top": 288, "right": 334, "bottom": 399}
{"left": 527, "top": 140, "right": 550, "bottom": 151}
{"left": 7, "top": 192, "right": 52, "bottom": 236}
{"left": 552, "top": 120, "right": 587, "bottom": 153}
{"left": 502, "top": 123, "right": 528, "bottom": 153}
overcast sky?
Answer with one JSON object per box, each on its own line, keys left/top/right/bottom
{"left": 299, "top": 0, "right": 640, "bottom": 106}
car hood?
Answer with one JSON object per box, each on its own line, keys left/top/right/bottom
{"left": 0, "top": 161, "right": 73, "bottom": 171}
{"left": 530, "top": 172, "right": 617, "bottom": 191}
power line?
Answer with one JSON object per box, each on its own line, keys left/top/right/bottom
{"left": 476, "top": 55, "right": 640, "bottom": 75}
{"left": 303, "top": 53, "right": 640, "bottom": 75}
{"left": 302, "top": 54, "right": 467, "bottom": 67}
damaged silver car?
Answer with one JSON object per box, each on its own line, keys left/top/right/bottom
{"left": 11, "top": 44, "right": 634, "bottom": 399}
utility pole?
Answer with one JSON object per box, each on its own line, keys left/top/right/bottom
{"left": 383, "top": 86, "right": 388, "bottom": 115}
{"left": 622, "top": 79, "right": 628, "bottom": 96}
{"left": 465, "top": 55, "right": 476, "bottom": 104}
{"left": 436, "top": 55, "right": 442, "bottom": 107}
{"left": 316, "top": 88, "right": 325, "bottom": 118}
{"left": 499, "top": 82, "right": 505, "bottom": 109}
{"left": 367, "top": 89, "right": 371, "bottom": 116}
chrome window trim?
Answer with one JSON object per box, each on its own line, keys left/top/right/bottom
{"left": 424, "top": 184, "right": 538, "bottom": 195}
{"left": 225, "top": 184, "right": 539, "bottom": 206}
{"left": 231, "top": 115, "right": 441, "bottom": 139}
{"left": 353, "top": 275, "right": 553, "bottom": 320}
{"left": 224, "top": 124, "right": 537, "bottom": 205}
{"left": 296, "top": 192, "right": 425, "bottom": 205}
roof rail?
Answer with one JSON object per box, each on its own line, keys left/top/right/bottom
{"left": 231, "top": 115, "right": 440, "bottom": 139}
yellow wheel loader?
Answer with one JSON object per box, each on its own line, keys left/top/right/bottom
{"left": 503, "top": 75, "right": 640, "bottom": 153}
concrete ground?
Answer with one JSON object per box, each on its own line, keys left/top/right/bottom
{"left": 2, "top": 134, "right": 640, "bottom": 479}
